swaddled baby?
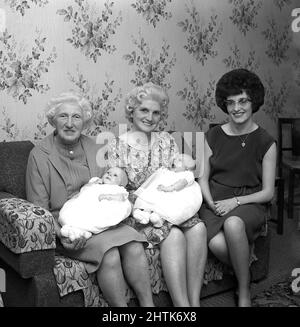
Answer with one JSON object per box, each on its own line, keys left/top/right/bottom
{"left": 59, "top": 167, "right": 132, "bottom": 240}
{"left": 133, "top": 154, "right": 203, "bottom": 228}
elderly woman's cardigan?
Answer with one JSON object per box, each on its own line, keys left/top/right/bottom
{"left": 26, "top": 132, "right": 105, "bottom": 220}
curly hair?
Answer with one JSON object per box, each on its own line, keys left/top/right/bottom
{"left": 45, "top": 91, "right": 93, "bottom": 129}
{"left": 124, "top": 82, "right": 169, "bottom": 123}
{"left": 215, "top": 69, "right": 265, "bottom": 114}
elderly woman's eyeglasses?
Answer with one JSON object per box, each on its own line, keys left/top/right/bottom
{"left": 224, "top": 98, "right": 251, "bottom": 109}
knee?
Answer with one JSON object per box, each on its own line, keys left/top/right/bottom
{"left": 168, "top": 226, "right": 185, "bottom": 242}
{"left": 224, "top": 216, "right": 245, "bottom": 234}
{"left": 209, "top": 235, "right": 225, "bottom": 254}
{"left": 192, "top": 222, "right": 207, "bottom": 239}
{"left": 101, "top": 247, "right": 121, "bottom": 270}
{"left": 121, "top": 241, "right": 145, "bottom": 259}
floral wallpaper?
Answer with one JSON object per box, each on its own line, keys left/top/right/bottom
{"left": 0, "top": 0, "right": 299, "bottom": 142}
{"left": 178, "top": 2, "right": 223, "bottom": 65}
{"left": 228, "top": 0, "right": 262, "bottom": 36}
{"left": 4, "top": 0, "right": 49, "bottom": 16}
{"left": 57, "top": 0, "right": 122, "bottom": 63}
{"left": 131, "top": 0, "right": 172, "bottom": 27}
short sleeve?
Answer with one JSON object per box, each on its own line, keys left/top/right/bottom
{"left": 258, "top": 128, "right": 276, "bottom": 159}
{"left": 205, "top": 126, "right": 220, "bottom": 151}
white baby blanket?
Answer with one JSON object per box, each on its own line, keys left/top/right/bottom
{"left": 134, "top": 168, "right": 202, "bottom": 225}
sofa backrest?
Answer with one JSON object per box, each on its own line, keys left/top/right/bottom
{"left": 0, "top": 141, "right": 34, "bottom": 199}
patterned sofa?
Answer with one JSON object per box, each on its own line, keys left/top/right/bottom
{"left": 0, "top": 140, "right": 272, "bottom": 307}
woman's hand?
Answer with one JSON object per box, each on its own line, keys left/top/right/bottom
{"left": 207, "top": 200, "right": 217, "bottom": 214}
{"left": 58, "top": 231, "right": 87, "bottom": 251}
{"left": 214, "top": 198, "right": 238, "bottom": 216}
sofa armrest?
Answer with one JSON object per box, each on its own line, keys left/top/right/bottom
{"left": 0, "top": 197, "right": 56, "bottom": 278}
{"left": 0, "top": 192, "right": 15, "bottom": 200}
{"left": 0, "top": 197, "right": 56, "bottom": 254}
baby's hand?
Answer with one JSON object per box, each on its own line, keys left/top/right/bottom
{"left": 157, "top": 184, "right": 173, "bottom": 192}
{"left": 98, "top": 194, "right": 126, "bottom": 201}
{"left": 89, "top": 177, "right": 103, "bottom": 184}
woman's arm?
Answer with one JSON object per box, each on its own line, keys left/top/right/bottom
{"left": 26, "top": 152, "right": 50, "bottom": 211}
{"left": 236, "top": 142, "right": 277, "bottom": 204}
{"left": 198, "top": 139, "right": 216, "bottom": 212}
{"left": 26, "top": 152, "right": 86, "bottom": 250}
{"left": 215, "top": 143, "right": 277, "bottom": 216}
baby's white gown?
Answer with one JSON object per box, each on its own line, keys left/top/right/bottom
{"left": 134, "top": 168, "right": 202, "bottom": 225}
{"left": 59, "top": 183, "right": 132, "bottom": 235}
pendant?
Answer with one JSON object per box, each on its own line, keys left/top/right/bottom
{"left": 241, "top": 142, "right": 245, "bottom": 147}
{"left": 69, "top": 150, "right": 74, "bottom": 155}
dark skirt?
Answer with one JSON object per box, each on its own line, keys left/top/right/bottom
{"left": 56, "top": 223, "right": 147, "bottom": 274}
{"left": 199, "top": 180, "right": 267, "bottom": 243}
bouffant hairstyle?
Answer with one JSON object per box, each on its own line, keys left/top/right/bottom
{"left": 124, "top": 82, "right": 169, "bottom": 123}
{"left": 215, "top": 69, "right": 265, "bottom": 114}
{"left": 45, "top": 91, "right": 93, "bottom": 129}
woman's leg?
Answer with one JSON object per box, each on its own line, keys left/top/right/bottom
{"left": 119, "top": 241, "right": 154, "bottom": 307}
{"left": 208, "top": 231, "right": 231, "bottom": 266}
{"left": 223, "top": 216, "right": 251, "bottom": 307}
{"left": 160, "top": 227, "right": 190, "bottom": 307}
{"left": 96, "top": 247, "right": 128, "bottom": 307}
{"left": 184, "top": 222, "right": 207, "bottom": 307}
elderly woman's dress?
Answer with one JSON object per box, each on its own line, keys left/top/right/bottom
{"left": 199, "top": 125, "right": 275, "bottom": 242}
{"left": 26, "top": 132, "right": 147, "bottom": 273}
{"left": 107, "top": 131, "right": 202, "bottom": 247}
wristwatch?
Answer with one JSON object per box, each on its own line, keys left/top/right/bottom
{"left": 235, "top": 197, "right": 241, "bottom": 206}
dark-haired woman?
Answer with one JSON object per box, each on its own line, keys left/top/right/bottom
{"left": 199, "top": 69, "right": 276, "bottom": 307}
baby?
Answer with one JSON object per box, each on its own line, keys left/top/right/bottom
{"left": 59, "top": 167, "right": 132, "bottom": 241}
{"left": 133, "top": 154, "right": 202, "bottom": 228}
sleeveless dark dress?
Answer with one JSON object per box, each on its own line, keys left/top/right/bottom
{"left": 199, "top": 125, "right": 275, "bottom": 243}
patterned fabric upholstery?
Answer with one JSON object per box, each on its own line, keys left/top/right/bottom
{"left": 53, "top": 247, "right": 230, "bottom": 306}
{"left": 0, "top": 141, "right": 34, "bottom": 200}
{"left": 0, "top": 198, "right": 262, "bottom": 306}
{"left": 0, "top": 198, "right": 56, "bottom": 254}
{"left": 0, "top": 196, "right": 266, "bottom": 306}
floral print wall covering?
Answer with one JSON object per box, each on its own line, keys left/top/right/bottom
{"left": 0, "top": 0, "right": 299, "bottom": 142}
{"left": 57, "top": 0, "right": 122, "bottom": 63}
{"left": 0, "top": 29, "right": 57, "bottom": 104}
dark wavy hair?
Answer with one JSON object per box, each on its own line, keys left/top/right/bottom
{"left": 215, "top": 68, "right": 265, "bottom": 114}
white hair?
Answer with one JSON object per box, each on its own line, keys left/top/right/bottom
{"left": 45, "top": 91, "right": 93, "bottom": 129}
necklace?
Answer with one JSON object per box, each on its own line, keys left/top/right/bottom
{"left": 227, "top": 124, "right": 254, "bottom": 148}
{"left": 54, "top": 135, "right": 80, "bottom": 156}
{"left": 238, "top": 133, "right": 250, "bottom": 147}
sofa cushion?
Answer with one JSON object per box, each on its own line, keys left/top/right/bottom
{"left": 0, "top": 141, "right": 34, "bottom": 199}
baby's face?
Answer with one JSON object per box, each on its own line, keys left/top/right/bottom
{"left": 174, "top": 155, "right": 196, "bottom": 172}
{"left": 102, "top": 168, "right": 124, "bottom": 185}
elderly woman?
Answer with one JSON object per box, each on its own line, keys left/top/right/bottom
{"left": 26, "top": 91, "right": 154, "bottom": 307}
{"left": 107, "top": 82, "right": 207, "bottom": 307}
{"left": 199, "top": 69, "right": 277, "bottom": 306}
